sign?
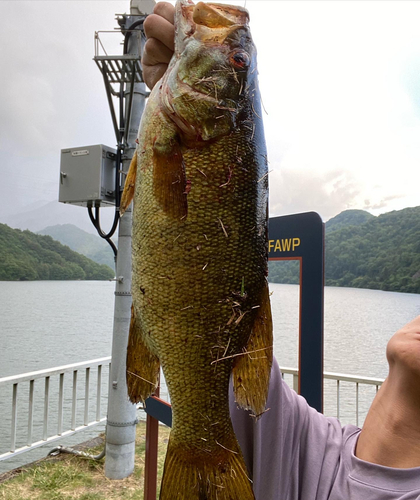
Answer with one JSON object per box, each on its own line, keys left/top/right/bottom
{"left": 268, "top": 212, "right": 324, "bottom": 412}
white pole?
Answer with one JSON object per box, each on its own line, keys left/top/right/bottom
{"left": 104, "top": 0, "right": 155, "bottom": 479}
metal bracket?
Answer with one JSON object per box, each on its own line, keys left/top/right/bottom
{"left": 107, "top": 418, "right": 139, "bottom": 428}
{"left": 110, "top": 276, "right": 124, "bottom": 283}
{"left": 94, "top": 27, "right": 146, "bottom": 144}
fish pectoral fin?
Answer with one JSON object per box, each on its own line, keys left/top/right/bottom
{"left": 160, "top": 437, "right": 255, "bottom": 500}
{"left": 232, "top": 281, "right": 273, "bottom": 417}
{"left": 120, "top": 153, "right": 137, "bottom": 216}
{"left": 153, "top": 135, "right": 188, "bottom": 220}
{"left": 126, "top": 305, "right": 160, "bottom": 403}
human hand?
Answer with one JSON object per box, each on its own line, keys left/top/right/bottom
{"left": 142, "top": 2, "right": 175, "bottom": 89}
{"left": 386, "top": 315, "right": 420, "bottom": 383}
{"left": 356, "top": 315, "right": 420, "bottom": 468}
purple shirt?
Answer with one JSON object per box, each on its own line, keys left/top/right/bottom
{"left": 229, "top": 358, "right": 420, "bottom": 499}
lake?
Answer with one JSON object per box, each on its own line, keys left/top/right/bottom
{"left": 0, "top": 280, "right": 419, "bottom": 473}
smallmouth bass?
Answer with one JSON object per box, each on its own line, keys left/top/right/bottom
{"left": 121, "top": 1, "right": 273, "bottom": 498}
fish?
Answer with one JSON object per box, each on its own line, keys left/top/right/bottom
{"left": 121, "top": 1, "right": 273, "bottom": 498}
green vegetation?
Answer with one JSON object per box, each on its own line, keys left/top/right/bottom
{"left": 268, "top": 206, "right": 420, "bottom": 294}
{"left": 269, "top": 260, "right": 300, "bottom": 285}
{"left": 0, "top": 422, "right": 171, "bottom": 500}
{"left": 0, "top": 224, "right": 114, "bottom": 281}
{"left": 38, "top": 224, "right": 116, "bottom": 271}
{"left": 325, "top": 209, "right": 375, "bottom": 234}
{"left": 3, "top": 205, "right": 419, "bottom": 292}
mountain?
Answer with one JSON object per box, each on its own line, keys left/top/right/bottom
{"left": 269, "top": 206, "right": 420, "bottom": 294}
{"left": 2, "top": 200, "right": 116, "bottom": 235}
{"left": 326, "top": 206, "right": 420, "bottom": 293}
{"left": 38, "top": 224, "right": 115, "bottom": 270}
{"left": 325, "top": 209, "right": 375, "bottom": 233}
{"left": 0, "top": 224, "right": 114, "bottom": 281}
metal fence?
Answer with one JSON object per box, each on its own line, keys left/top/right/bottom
{"left": 281, "top": 367, "right": 384, "bottom": 427}
{"left": 0, "top": 357, "right": 111, "bottom": 462}
{"left": 0, "top": 358, "right": 384, "bottom": 463}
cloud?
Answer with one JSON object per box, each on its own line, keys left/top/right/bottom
{"left": 268, "top": 167, "right": 362, "bottom": 221}
{"left": 363, "top": 195, "right": 404, "bottom": 211}
{"left": 401, "top": 53, "right": 420, "bottom": 119}
{"left": 0, "top": 1, "right": 122, "bottom": 218}
{"left": 1, "top": 0, "right": 420, "bottom": 225}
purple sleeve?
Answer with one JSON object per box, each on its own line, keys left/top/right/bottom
{"left": 229, "top": 358, "right": 344, "bottom": 500}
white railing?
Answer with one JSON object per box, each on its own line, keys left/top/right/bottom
{"left": 0, "top": 359, "right": 384, "bottom": 463}
{"left": 281, "top": 367, "right": 384, "bottom": 426}
{"left": 0, "top": 357, "right": 111, "bottom": 462}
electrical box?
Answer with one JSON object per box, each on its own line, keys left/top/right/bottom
{"left": 59, "top": 144, "right": 117, "bottom": 206}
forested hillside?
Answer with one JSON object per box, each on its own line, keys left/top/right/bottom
{"left": 0, "top": 224, "right": 114, "bottom": 281}
{"left": 325, "top": 209, "right": 375, "bottom": 233}
{"left": 3, "top": 205, "right": 419, "bottom": 292}
{"left": 38, "top": 224, "right": 115, "bottom": 270}
{"left": 268, "top": 206, "right": 420, "bottom": 294}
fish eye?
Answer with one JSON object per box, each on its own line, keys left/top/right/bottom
{"left": 229, "top": 50, "right": 250, "bottom": 69}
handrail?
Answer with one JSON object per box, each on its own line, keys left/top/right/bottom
{"left": 0, "top": 357, "right": 111, "bottom": 386}
{"left": 0, "top": 357, "right": 112, "bottom": 463}
{"left": 0, "top": 359, "right": 385, "bottom": 465}
{"left": 280, "top": 366, "right": 384, "bottom": 386}
{"left": 280, "top": 366, "right": 384, "bottom": 427}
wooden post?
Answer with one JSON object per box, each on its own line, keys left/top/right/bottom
{"left": 144, "top": 384, "right": 160, "bottom": 500}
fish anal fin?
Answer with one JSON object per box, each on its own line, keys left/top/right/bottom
{"left": 126, "top": 305, "right": 159, "bottom": 403}
{"left": 153, "top": 137, "right": 187, "bottom": 220}
{"left": 160, "top": 436, "right": 255, "bottom": 500}
{"left": 120, "top": 153, "right": 137, "bottom": 216}
{"left": 232, "top": 281, "right": 273, "bottom": 417}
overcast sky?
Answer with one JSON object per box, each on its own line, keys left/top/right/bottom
{"left": 1, "top": 0, "right": 419, "bottom": 223}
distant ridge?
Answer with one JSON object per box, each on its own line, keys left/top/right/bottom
{"left": 2, "top": 200, "right": 115, "bottom": 235}
{"left": 269, "top": 206, "right": 420, "bottom": 294}
{"left": 38, "top": 224, "right": 115, "bottom": 271}
{"left": 0, "top": 224, "right": 114, "bottom": 281}
{"left": 325, "top": 209, "right": 375, "bottom": 233}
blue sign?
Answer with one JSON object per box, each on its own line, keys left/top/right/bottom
{"left": 268, "top": 212, "right": 324, "bottom": 412}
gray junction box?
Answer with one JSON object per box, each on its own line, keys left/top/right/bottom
{"left": 59, "top": 144, "right": 117, "bottom": 206}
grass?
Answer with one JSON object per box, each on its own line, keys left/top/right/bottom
{"left": 0, "top": 421, "right": 171, "bottom": 500}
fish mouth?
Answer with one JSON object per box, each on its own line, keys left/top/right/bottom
{"left": 175, "top": 0, "right": 249, "bottom": 55}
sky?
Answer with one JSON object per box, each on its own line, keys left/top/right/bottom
{"left": 1, "top": 0, "right": 419, "bottom": 226}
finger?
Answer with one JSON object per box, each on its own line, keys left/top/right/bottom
{"left": 144, "top": 13, "right": 175, "bottom": 52}
{"left": 142, "top": 37, "right": 173, "bottom": 66}
{"left": 153, "top": 1, "right": 175, "bottom": 25}
{"left": 143, "top": 63, "right": 168, "bottom": 90}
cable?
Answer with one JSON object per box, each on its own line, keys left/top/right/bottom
{"left": 47, "top": 445, "right": 106, "bottom": 461}
{"left": 87, "top": 207, "right": 118, "bottom": 259}
{"left": 123, "top": 18, "right": 146, "bottom": 55}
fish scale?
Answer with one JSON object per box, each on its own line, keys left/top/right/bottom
{"left": 121, "top": 1, "right": 273, "bottom": 498}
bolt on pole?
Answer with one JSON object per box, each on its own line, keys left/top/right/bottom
{"left": 105, "top": 0, "right": 154, "bottom": 479}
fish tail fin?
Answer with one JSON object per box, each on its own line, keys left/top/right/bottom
{"left": 160, "top": 436, "right": 255, "bottom": 500}
{"left": 126, "top": 305, "right": 160, "bottom": 403}
{"left": 233, "top": 282, "right": 273, "bottom": 417}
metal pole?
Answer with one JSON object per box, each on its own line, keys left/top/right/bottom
{"left": 105, "top": 0, "right": 154, "bottom": 479}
